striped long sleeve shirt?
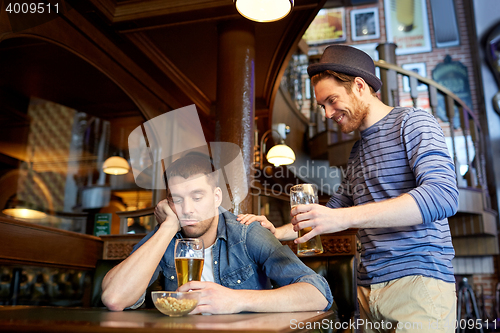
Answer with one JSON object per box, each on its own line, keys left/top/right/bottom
{"left": 326, "top": 107, "right": 458, "bottom": 286}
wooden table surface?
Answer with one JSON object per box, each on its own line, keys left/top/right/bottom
{"left": 0, "top": 306, "right": 341, "bottom": 333}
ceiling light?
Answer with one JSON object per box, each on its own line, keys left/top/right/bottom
{"left": 103, "top": 156, "right": 130, "bottom": 175}
{"left": 235, "top": 0, "right": 293, "bottom": 23}
{"left": 2, "top": 196, "right": 47, "bottom": 220}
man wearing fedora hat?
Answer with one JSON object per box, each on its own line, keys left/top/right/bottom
{"left": 239, "top": 45, "right": 458, "bottom": 332}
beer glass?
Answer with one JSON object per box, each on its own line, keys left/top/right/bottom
{"left": 290, "top": 184, "right": 324, "bottom": 256}
{"left": 174, "top": 238, "right": 204, "bottom": 287}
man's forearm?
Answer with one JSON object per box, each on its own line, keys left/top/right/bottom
{"left": 237, "top": 282, "right": 328, "bottom": 312}
{"left": 293, "top": 194, "right": 425, "bottom": 244}
{"left": 348, "top": 193, "right": 423, "bottom": 228}
{"left": 101, "top": 223, "right": 178, "bottom": 311}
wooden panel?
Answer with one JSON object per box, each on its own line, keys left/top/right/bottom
{"left": 308, "top": 131, "right": 329, "bottom": 160}
{"left": 100, "top": 229, "right": 359, "bottom": 259}
{"left": 100, "top": 234, "right": 145, "bottom": 259}
{"left": 450, "top": 188, "right": 498, "bottom": 238}
{"left": 452, "top": 237, "right": 499, "bottom": 256}
{"left": 0, "top": 217, "right": 103, "bottom": 269}
{"left": 282, "top": 229, "right": 358, "bottom": 256}
{"left": 457, "top": 188, "right": 485, "bottom": 214}
{"left": 327, "top": 139, "right": 357, "bottom": 168}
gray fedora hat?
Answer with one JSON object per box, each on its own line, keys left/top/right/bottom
{"left": 307, "top": 45, "right": 382, "bottom": 92}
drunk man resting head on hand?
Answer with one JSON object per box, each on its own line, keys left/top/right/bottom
{"left": 101, "top": 153, "right": 332, "bottom": 314}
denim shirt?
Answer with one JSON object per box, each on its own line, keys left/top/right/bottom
{"left": 130, "top": 209, "right": 333, "bottom": 310}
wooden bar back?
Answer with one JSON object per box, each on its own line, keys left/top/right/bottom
{"left": 0, "top": 216, "right": 103, "bottom": 269}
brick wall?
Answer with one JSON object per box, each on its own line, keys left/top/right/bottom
{"left": 471, "top": 273, "right": 498, "bottom": 320}
{"left": 455, "top": 258, "right": 499, "bottom": 321}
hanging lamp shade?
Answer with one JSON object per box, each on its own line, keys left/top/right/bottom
{"left": 266, "top": 144, "right": 295, "bottom": 166}
{"left": 2, "top": 196, "right": 47, "bottom": 220}
{"left": 235, "top": 0, "right": 293, "bottom": 23}
{"left": 103, "top": 156, "right": 130, "bottom": 175}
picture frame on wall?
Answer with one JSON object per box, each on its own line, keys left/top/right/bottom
{"left": 350, "top": 7, "right": 380, "bottom": 41}
{"left": 384, "top": 0, "right": 432, "bottom": 55}
{"left": 302, "top": 7, "right": 346, "bottom": 45}
{"left": 402, "top": 62, "right": 428, "bottom": 92}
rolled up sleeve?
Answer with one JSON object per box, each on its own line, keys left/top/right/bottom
{"left": 403, "top": 111, "right": 459, "bottom": 223}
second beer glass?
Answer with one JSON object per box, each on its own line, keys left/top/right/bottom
{"left": 290, "top": 184, "right": 324, "bottom": 256}
{"left": 174, "top": 238, "right": 204, "bottom": 287}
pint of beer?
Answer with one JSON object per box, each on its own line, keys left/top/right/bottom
{"left": 174, "top": 238, "right": 204, "bottom": 287}
{"left": 290, "top": 184, "right": 324, "bottom": 256}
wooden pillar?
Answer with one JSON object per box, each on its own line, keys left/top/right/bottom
{"left": 376, "top": 43, "right": 399, "bottom": 107}
{"left": 215, "top": 20, "right": 255, "bottom": 215}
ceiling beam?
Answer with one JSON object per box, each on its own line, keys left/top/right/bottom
{"left": 90, "top": 0, "right": 232, "bottom": 23}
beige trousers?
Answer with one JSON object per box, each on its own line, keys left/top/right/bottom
{"left": 357, "top": 275, "right": 457, "bottom": 333}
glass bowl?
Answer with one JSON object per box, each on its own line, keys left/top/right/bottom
{"left": 151, "top": 291, "right": 200, "bottom": 317}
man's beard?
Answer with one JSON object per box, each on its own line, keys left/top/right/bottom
{"left": 339, "top": 94, "right": 369, "bottom": 133}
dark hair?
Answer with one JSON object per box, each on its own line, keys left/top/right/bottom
{"left": 311, "top": 70, "right": 377, "bottom": 97}
{"left": 164, "top": 153, "right": 219, "bottom": 190}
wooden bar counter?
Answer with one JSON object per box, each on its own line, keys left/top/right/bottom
{"left": 0, "top": 306, "right": 341, "bottom": 333}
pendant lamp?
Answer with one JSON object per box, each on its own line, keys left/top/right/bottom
{"left": 234, "top": 0, "right": 293, "bottom": 23}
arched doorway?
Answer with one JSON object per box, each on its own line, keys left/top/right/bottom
{"left": 0, "top": 37, "right": 152, "bottom": 234}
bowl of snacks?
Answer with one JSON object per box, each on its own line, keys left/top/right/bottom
{"left": 151, "top": 291, "right": 200, "bottom": 317}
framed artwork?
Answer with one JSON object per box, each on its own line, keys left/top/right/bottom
{"left": 303, "top": 7, "right": 346, "bottom": 45}
{"left": 384, "top": 0, "right": 432, "bottom": 55}
{"left": 350, "top": 7, "right": 380, "bottom": 41}
{"left": 402, "top": 62, "right": 427, "bottom": 92}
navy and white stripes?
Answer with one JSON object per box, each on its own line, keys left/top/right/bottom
{"left": 326, "top": 107, "right": 458, "bottom": 286}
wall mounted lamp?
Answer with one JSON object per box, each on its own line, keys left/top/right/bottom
{"left": 234, "top": 0, "right": 293, "bottom": 23}
{"left": 255, "top": 123, "right": 296, "bottom": 168}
